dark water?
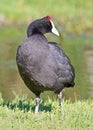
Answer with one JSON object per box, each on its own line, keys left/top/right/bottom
{"left": 0, "top": 25, "right": 93, "bottom": 101}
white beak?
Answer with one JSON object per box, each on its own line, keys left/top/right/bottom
{"left": 50, "top": 20, "right": 59, "bottom": 36}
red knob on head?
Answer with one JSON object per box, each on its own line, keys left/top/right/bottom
{"left": 46, "top": 16, "right": 51, "bottom": 21}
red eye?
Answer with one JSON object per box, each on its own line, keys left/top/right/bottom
{"left": 46, "top": 16, "right": 51, "bottom": 21}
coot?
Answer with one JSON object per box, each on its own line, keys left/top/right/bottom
{"left": 16, "top": 16, "right": 75, "bottom": 114}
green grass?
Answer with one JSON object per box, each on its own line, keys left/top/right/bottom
{"left": 0, "top": 0, "right": 93, "bottom": 34}
{"left": 0, "top": 93, "right": 93, "bottom": 130}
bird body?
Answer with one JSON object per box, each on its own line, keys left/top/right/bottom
{"left": 16, "top": 16, "right": 75, "bottom": 113}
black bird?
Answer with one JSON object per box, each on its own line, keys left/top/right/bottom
{"left": 16, "top": 16, "right": 75, "bottom": 114}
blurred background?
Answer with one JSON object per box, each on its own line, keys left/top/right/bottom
{"left": 0, "top": 0, "right": 93, "bottom": 101}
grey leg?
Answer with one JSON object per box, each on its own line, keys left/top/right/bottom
{"left": 58, "top": 92, "right": 64, "bottom": 117}
{"left": 34, "top": 97, "right": 40, "bottom": 114}
{"left": 58, "top": 92, "right": 62, "bottom": 106}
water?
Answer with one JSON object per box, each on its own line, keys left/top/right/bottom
{"left": 85, "top": 50, "right": 93, "bottom": 98}
{"left": 0, "top": 25, "right": 93, "bottom": 101}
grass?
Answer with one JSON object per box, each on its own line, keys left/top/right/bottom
{"left": 0, "top": 93, "right": 93, "bottom": 130}
{"left": 0, "top": 0, "right": 93, "bottom": 34}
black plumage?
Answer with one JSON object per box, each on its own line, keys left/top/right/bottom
{"left": 16, "top": 16, "right": 75, "bottom": 114}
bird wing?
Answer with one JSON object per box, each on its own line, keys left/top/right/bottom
{"left": 32, "top": 41, "right": 75, "bottom": 91}
{"left": 48, "top": 42, "right": 75, "bottom": 87}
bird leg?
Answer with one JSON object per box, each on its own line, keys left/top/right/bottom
{"left": 34, "top": 97, "right": 40, "bottom": 114}
{"left": 58, "top": 92, "right": 64, "bottom": 117}
{"left": 58, "top": 92, "right": 62, "bottom": 106}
